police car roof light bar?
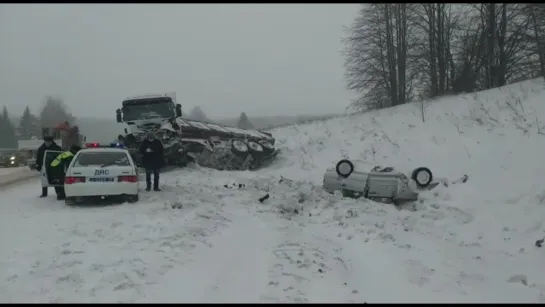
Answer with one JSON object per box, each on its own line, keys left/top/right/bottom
{"left": 85, "top": 142, "right": 100, "bottom": 148}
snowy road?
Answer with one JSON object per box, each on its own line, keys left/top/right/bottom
{"left": 0, "top": 169, "right": 371, "bottom": 303}
{"left": 2, "top": 166, "right": 545, "bottom": 303}
{"left": 0, "top": 167, "right": 38, "bottom": 187}
{"left": 0, "top": 167, "right": 27, "bottom": 176}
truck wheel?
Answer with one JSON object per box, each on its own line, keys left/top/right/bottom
{"left": 231, "top": 139, "right": 249, "bottom": 157}
{"left": 248, "top": 141, "right": 263, "bottom": 153}
{"left": 259, "top": 140, "right": 275, "bottom": 155}
{"left": 336, "top": 159, "right": 354, "bottom": 178}
{"left": 411, "top": 167, "right": 433, "bottom": 188}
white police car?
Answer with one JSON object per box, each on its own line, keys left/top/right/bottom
{"left": 63, "top": 143, "right": 140, "bottom": 205}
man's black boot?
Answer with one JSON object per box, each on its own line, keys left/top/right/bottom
{"left": 40, "top": 188, "right": 47, "bottom": 198}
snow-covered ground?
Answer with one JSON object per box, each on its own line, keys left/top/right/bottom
{"left": 0, "top": 167, "right": 28, "bottom": 177}
{"left": 2, "top": 78, "right": 545, "bottom": 303}
{"left": 0, "top": 167, "right": 37, "bottom": 187}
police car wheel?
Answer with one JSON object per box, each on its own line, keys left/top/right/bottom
{"left": 126, "top": 195, "right": 139, "bottom": 203}
{"left": 411, "top": 167, "right": 433, "bottom": 188}
{"left": 336, "top": 159, "right": 354, "bottom": 178}
{"left": 65, "top": 197, "right": 77, "bottom": 206}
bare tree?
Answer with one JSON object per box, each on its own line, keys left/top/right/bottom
{"left": 522, "top": 4, "right": 545, "bottom": 78}
{"left": 343, "top": 4, "right": 544, "bottom": 113}
{"left": 343, "top": 4, "right": 413, "bottom": 112}
{"left": 479, "top": 4, "right": 535, "bottom": 88}
{"left": 410, "top": 4, "right": 466, "bottom": 97}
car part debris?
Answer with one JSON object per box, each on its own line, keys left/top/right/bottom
{"left": 323, "top": 159, "right": 435, "bottom": 203}
{"left": 278, "top": 176, "right": 295, "bottom": 188}
{"left": 258, "top": 193, "right": 270, "bottom": 203}
{"left": 536, "top": 238, "right": 544, "bottom": 248}
{"left": 223, "top": 183, "right": 245, "bottom": 189}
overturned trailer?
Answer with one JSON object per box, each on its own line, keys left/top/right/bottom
{"left": 115, "top": 93, "right": 279, "bottom": 170}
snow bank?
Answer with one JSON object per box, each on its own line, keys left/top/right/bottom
{"left": 240, "top": 78, "right": 545, "bottom": 302}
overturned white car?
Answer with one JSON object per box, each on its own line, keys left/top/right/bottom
{"left": 322, "top": 159, "right": 434, "bottom": 203}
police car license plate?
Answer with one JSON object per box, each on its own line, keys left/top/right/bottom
{"left": 89, "top": 177, "right": 114, "bottom": 182}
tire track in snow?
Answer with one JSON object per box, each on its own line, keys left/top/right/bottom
{"left": 140, "top": 206, "right": 274, "bottom": 303}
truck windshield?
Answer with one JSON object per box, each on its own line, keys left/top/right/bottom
{"left": 74, "top": 152, "right": 130, "bottom": 167}
{"left": 122, "top": 102, "right": 174, "bottom": 121}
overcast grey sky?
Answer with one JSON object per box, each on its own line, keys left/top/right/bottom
{"left": 0, "top": 4, "right": 358, "bottom": 119}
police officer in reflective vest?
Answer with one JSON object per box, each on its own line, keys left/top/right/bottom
{"left": 50, "top": 145, "right": 81, "bottom": 200}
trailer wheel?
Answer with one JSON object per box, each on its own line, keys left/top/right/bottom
{"left": 411, "top": 167, "right": 433, "bottom": 188}
{"left": 247, "top": 141, "right": 264, "bottom": 155}
{"left": 231, "top": 139, "right": 249, "bottom": 157}
{"left": 259, "top": 140, "right": 275, "bottom": 155}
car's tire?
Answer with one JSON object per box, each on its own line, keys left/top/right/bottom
{"left": 411, "top": 167, "right": 433, "bottom": 188}
{"left": 65, "top": 197, "right": 77, "bottom": 206}
{"left": 231, "top": 139, "right": 249, "bottom": 157}
{"left": 127, "top": 195, "right": 139, "bottom": 203}
{"left": 336, "top": 159, "right": 354, "bottom": 178}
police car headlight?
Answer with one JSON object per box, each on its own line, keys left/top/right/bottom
{"left": 10, "top": 156, "right": 15, "bottom": 160}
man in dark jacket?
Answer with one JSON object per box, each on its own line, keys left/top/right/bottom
{"left": 139, "top": 132, "right": 164, "bottom": 191}
{"left": 36, "top": 136, "right": 63, "bottom": 198}
{"left": 50, "top": 145, "right": 81, "bottom": 200}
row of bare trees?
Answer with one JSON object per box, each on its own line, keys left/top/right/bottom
{"left": 343, "top": 3, "right": 545, "bottom": 112}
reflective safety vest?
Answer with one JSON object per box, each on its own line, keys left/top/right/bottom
{"left": 50, "top": 151, "right": 74, "bottom": 168}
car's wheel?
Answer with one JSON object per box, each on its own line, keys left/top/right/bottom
{"left": 336, "top": 159, "right": 354, "bottom": 178}
{"left": 411, "top": 167, "right": 433, "bottom": 188}
{"left": 230, "top": 139, "right": 249, "bottom": 157}
{"left": 126, "top": 195, "right": 139, "bottom": 203}
{"left": 65, "top": 197, "right": 77, "bottom": 206}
